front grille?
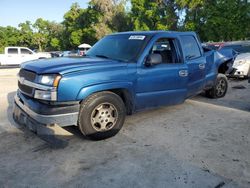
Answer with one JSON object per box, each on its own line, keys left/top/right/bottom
{"left": 18, "top": 81, "right": 33, "bottom": 96}
{"left": 19, "top": 69, "right": 36, "bottom": 82}
{"left": 18, "top": 69, "right": 37, "bottom": 97}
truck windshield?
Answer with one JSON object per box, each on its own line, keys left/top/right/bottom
{"left": 86, "top": 34, "right": 149, "bottom": 62}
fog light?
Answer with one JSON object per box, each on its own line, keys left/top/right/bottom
{"left": 34, "top": 90, "right": 57, "bottom": 101}
{"left": 237, "top": 71, "right": 243, "bottom": 75}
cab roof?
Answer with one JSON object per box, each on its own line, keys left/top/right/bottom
{"left": 110, "top": 30, "right": 196, "bottom": 37}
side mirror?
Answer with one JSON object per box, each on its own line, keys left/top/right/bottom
{"left": 145, "top": 53, "right": 162, "bottom": 66}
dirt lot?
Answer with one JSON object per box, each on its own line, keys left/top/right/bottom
{"left": 0, "top": 68, "right": 250, "bottom": 188}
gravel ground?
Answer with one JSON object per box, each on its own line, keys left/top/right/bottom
{"left": 0, "top": 68, "right": 249, "bottom": 188}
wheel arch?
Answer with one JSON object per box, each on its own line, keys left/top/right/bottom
{"left": 218, "top": 59, "right": 233, "bottom": 74}
{"left": 76, "top": 82, "right": 135, "bottom": 115}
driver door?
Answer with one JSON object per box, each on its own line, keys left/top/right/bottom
{"left": 135, "top": 37, "right": 188, "bottom": 110}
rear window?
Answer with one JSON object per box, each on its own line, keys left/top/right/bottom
{"left": 8, "top": 48, "right": 18, "bottom": 54}
{"left": 180, "top": 36, "right": 201, "bottom": 60}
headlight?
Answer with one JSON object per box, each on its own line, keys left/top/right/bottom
{"left": 38, "top": 74, "right": 61, "bottom": 87}
{"left": 34, "top": 74, "right": 61, "bottom": 101}
{"left": 234, "top": 60, "right": 247, "bottom": 67}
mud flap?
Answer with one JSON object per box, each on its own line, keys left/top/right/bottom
{"left": 13, "top": 102, "right": 73, "bottom": 148}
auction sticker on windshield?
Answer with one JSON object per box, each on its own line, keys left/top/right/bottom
{"left": 129, "top": 35, "right": 145, "bottom": 40}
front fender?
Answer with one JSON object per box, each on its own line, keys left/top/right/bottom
{"left": 76, "top": 82, "right": 134, "bottom": 101}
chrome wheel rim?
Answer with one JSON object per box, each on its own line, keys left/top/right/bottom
{"left": 216, "top": 79, "right": 226, "bottom": 97}
{"left": 90, "top": 103, "right": 118, "bottom": 132}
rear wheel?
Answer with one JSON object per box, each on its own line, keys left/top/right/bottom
{"left": 205, "top": 73, "right": 228, "bottom": 98}
{"left": 78, "top": 91, "right": 126, "bottom": 140}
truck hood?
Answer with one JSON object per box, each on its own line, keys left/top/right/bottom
{"left": 21, "top": 57, "right": 127, "bottom": 75}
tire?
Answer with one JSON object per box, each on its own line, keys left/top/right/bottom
{"left": 205, "top": 73, "right": 228, "bottom": 98}
{"left": 78, "top": 91, "right": 126, "bottom": 140}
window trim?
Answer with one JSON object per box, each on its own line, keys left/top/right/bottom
{"left": 148, "top": 37, "right": 182, "bottom": 64}
{"left": 21, "top": 48, "right": 33, "bottom": 55}
{"left": 180, "top": 35, "right": 202, "bottom": 61}
{"left": 7, "top": 48, "right": 18, "bottom": 55}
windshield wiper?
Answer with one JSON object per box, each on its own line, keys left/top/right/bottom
{"left": 95, "top": 54, "right": 110, "bottom": 59}
{"left": 82, "top": 54, "right": 90, "bottom": 57}
{"left": 94, "top": 54, "right": 126, "bottom": 62}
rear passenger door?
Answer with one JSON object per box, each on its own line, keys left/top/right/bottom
{"left": 180, "top": 35, "right": 206, "bottom": 97}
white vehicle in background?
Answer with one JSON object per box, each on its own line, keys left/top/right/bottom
{"left": 220, "top": 41, "right": 250, "bottom": 78}
{"left": 0, "top": 47, "right": 51, "bottom": 66}
{"left": 232, "top": 53, "right": 250, "bottom": 78}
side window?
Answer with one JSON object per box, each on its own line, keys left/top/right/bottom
{"left": 21, "top": 48, "right": 33, "bottom": 55}
{"left": 8, "top": 48, "right": 18, "bottom": 54}
{"left": 180, "top": 36, "right": 201, "bottom": 60}
{"left": 151, "top": 38, "right": 179, "bottom": 64}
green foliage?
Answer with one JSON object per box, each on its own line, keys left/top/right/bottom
{"left": 130, "top": 0, "right": 180, "bottom": 31}
{"left": 182, "top": 0, "right": 250, "bottom": 41}
{"left": 18, "top": 21, "right": 33, "bottom": 47}
{"left": 50, "top": 38, "right": 60, "bottom": 50}
{"left": 0, "top": 26, "right": 21, "bottom": 52}
{"left": 0, "top": 0, "right": 249, "bottom": 52}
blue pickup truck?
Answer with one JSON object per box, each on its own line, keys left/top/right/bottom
{"left": 13, "top": 31, "right": 233, "bottom": 140}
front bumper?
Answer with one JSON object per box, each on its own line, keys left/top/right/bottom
{"left": 231, "top": 63, "right": 250, "bottom": 77}
{"left": 13, "top": 92, "right": 79, "bottom": 127}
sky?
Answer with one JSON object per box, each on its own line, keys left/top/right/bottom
{"left": 0, "top": 0, "right": 90, "bottom": 28}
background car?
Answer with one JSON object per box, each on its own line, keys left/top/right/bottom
{"left": 231, "top": 52, "right": 250, "bottom": 78}
{"left": 219, "top": 41, "right": 250, "bottom": 53}
{"left": 207, "top": 41, "right": 250, "bottom": 78}
{"left": 222, "top": 41, "right": 250, "bottom": 78}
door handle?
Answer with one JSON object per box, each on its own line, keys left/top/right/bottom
{"left": 199, "top": 63, "right": 205, "bottom": 69}
{"left": 179, "top": 70, "right": 188, "bottom": 77}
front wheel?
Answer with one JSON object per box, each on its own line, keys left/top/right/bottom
{"left": 78, "top": 91, "right": 126, "bottom": 140}
{"left": 205, "top": 73, "right": 228, "bottom": 98}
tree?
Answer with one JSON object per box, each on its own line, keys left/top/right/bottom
{"left": 180, "top": 0, "right": 250, "bottom": 41}
{"left": 130, "top": 0, "right": 180, "bottom": 31}
{"left": 1, "top": 0, "right": 249, "bottom": 52}
{"left": 50, "top": 38, "right": 60, "bottom": 50}
{"left": 85, "top": 0, "right": 129, "bottom": 39}
{"left": 63, "top": 3, "right": 84, "bottom": 49}
{"left": 18, "top": 21, "right": 33, "bottom": 47}
{"left": 62, "top": 1, "right": 129, "bottom": 48}
{"left": 0, "top": 26, "right": 21, "bottom": 52}
{"left": 32, "top": 18, "right": 50, "bottom": 51}
{"left": 46, "top": 21, "right": 64, "bottom": 50}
